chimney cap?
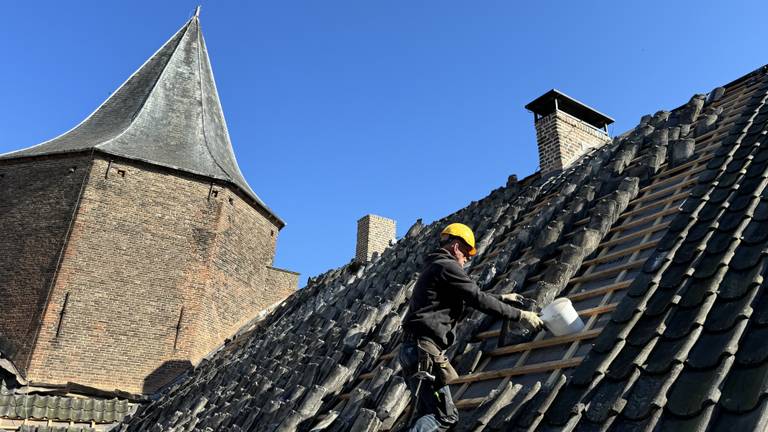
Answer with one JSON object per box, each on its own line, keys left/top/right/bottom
{"left": 525, "top": 89, "right": 614, "bottom": 129}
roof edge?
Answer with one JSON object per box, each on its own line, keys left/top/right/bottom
{"left": 0, "top": 149, "right": 286, "bottom": 228}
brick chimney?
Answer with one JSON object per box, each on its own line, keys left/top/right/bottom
{"left": 525, "top": 89, "right": 614, "bottom": 174}
{"left": 356, "top": 214, "right": 396, "bottom": 262}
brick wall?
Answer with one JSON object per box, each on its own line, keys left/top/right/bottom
{"left": 2, "top": 155, "right": 293, "bottom": 394}
{"left": 535, "top": 110, "right": 610, "bottom": 173}
{"left": 355, "top": 214, "right": 396, "bottom": 262}
{"left": 265, "top": 266, "right": 300, "bottom": 299}
{"left": 0, "top": 155, "right": 91, "bottom": 369}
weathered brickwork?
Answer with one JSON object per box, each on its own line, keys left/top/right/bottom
{"left": 265, "top": 266, "right": 300, "bottom": 301}
{"left": 2, "top": 155, "right": 294, "bottom": 394}
{"left": 355, "top": 214, "right": 396, "bottom": 262}
{"left": 0, "top": 155, "right": 91, "bottom": 369}
{"left": 535, "top": 110, "right": 610, "bottom": 173}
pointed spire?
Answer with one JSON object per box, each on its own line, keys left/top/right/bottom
{"left": 2, "top": 13, "right": 284, "bottom": 227}
{"left": 194, "top": 6, "right": 201, "bottom": 17}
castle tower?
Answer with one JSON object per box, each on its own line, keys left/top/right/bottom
{"left": 0, "top": 13, "right": 297, "bottom": 394}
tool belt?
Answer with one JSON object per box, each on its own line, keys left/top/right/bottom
{"left": 404, "top": 333, "right": 459, "bottom": 386}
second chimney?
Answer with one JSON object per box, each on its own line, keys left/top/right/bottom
{"left": 526, "top": 89, "right": 614, "bottom": 174}
{"left": 356, "top": 214, "right": 396, "bottom": 262}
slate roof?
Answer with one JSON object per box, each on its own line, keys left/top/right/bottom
{"left": 113, "top": 64, "right": 768, "bottom": 432}
{"left": 0, "top": 13, "right": 283, "bottom": 227}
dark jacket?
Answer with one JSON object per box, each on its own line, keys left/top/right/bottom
{"left": 403, "top": 248, "right": 522, "bottom": 350}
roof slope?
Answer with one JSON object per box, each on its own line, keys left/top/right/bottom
{"left": 0, "top": 13, "right": 282, "bottom": 225}
{"left": 0, "top": 385, "right": 134, "bottom": 425}
{"left": 116, "top": 66, "right": 768, "bottom": 432}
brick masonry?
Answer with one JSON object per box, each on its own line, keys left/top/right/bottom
{"left": 356, "top": 214, "right": 396, "bottom": 262}
{"left": 535, "top": 110, "right": 611, "bottom": 173}
{"left": 265, "top": 266, "right": 300, "bottom": 301}
{"left": 0, "top": 154, "right": 297, "bottom": 394}
{"left": 0, "top": 155, "right": 91, "bottom": 368}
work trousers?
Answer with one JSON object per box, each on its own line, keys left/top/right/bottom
{"left": 398, "top": 340, "right": 459, "bottom": 432}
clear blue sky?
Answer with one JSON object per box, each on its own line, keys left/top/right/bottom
{"left": 1, "top": 2, "right": 766, "bottom": 285}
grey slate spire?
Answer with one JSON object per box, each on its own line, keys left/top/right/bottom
{"left": 1, "top": 13, "right": 283, "bottom": 227}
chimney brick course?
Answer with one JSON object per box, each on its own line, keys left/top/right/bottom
{"left": 535, "top": 110, "right": 611, "bottom": 173}
{"left": 356, "top": 215, "right": 396, "bottom": 262}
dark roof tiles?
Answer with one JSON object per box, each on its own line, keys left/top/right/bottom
{"left": 711, "top": 398, "right": 768, "bottom": 431}
{"left": 642, "top": 327, "right": 701, "bottom": 374}
{"left": 110, "top": 63, "right": 768, "bottom": 432}
{"left": 0, "top": 385, "right": 134, "bottom": 425}
{"left": 735, "top": 324, "right": 768, "bottom": 367}
{"left": 719, "top": 359, "right": 768, "bottom": 413}
{"left": 666, "top": 356, "right": 731, "bottom": 417}
{"left": 686, "top": 318, "right": 748, "bottom": 370}
{"left": 604, "top": 343, "right": 647, "bottom": 380}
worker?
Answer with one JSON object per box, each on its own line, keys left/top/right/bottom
{"left": 399, "top": 222, "right": 543, "bottom": 432}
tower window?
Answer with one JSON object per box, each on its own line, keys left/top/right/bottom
{"left": 173, "top": 307, "right": 184, "bottom": 350}
{"left": 56, "top": 293, "right": 70, "bottom": 338}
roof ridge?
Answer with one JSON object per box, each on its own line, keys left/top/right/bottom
{"left": 192, "top": 16, "right": 232, "bottom": 183}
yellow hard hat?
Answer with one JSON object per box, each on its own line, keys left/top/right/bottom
{"left": 441, "top": 223, "right": 477, "bottom": 256}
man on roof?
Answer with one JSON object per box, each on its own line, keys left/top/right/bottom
{"left": 400, "top": 222, "right": 543, "bottom": 432}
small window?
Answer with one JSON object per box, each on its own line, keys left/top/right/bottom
{"left": 56, "top": 293, "right": 70, "bottom": 338}
{"left": 173, "top": 307, "right": 184, "bottom": 350}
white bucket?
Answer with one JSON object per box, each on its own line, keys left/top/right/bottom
{"left": 540, "top": 298, "right": 584, "bottom": 336}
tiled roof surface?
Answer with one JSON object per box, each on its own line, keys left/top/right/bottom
{"left": 117, "top": 65, "right": 768, "bottom": 431}
{"left": 13, "top": 426, "right": 95, "bottom": 432}
{"left": 0, "top": 383, "right": 135, "bottom": 431}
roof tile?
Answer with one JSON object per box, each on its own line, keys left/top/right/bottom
{"left": 687, "top": 318, "right": 748, "bottom": 370}
{"left": 710, "top": 397, "right": 768, "bottom": 431}
{"left": 621, "top": 365, "right": 681, "bottom": 420}
{"left": 665, "top": 355, "right": 733, "bottom": 417}
{"left": 719, "top": 358, "right": 768, "bottom": 413}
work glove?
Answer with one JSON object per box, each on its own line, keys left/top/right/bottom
{"left": 500, "top": 293, "right": 525, "bottom": 304}
{"left": 519, "top": 310, "right": 544, "bottom": 330}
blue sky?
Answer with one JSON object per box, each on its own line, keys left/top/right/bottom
{"left": 1, "top": 2, "right": 766, "bottom": 285}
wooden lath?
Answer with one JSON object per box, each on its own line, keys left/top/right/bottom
{"left": 450, "top": 357, "right": 583, "bottom": 384}
{"left": 489, "top": 328, "right": 602, "bottom": 357}
{"left": 568, "top": 260, "right": 642, "bottom": 285}
{"left": 599, "top": 222, "right": 669, "bottom": 249}
{"left": 567, "top": 280, "right": 631, "bottom": 302}
{"left": 579, "top": 239, "right": 659, "bottom": 268}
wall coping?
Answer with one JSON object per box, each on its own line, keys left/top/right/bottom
{"left": 266, "top": 265, "right": 301, "bottom": 276}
